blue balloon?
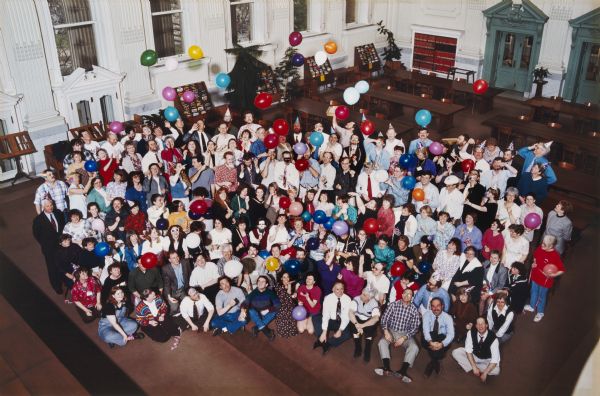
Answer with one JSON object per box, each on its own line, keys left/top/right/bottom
{"left": 401, "top": 176, "right": 416, "bottom": 190}
{"left": 309, "top": 132, "right": 324, "bottom": 147}
{"left": 399, "top": 154, "right": 417, "bottom": 169}
{"left": 84, "top": 160, "right": 98, "bottom": 172}
{"left": 156, "top": 218, "right": 169, "bottom": 230}
{"left": 324, "top": 216, "right": 335, "bottom": 230}
{"left": 188, "top": 210, "right": 201, "bottom": 220}
{"left": 291, "top": 53, "right": 305, "bottom": 67}
{"left": 258, "top": 250, "right": 270, "bottom": 259}
{"left": 415, "top": 109, "right": 432, "bottom": 128}
{"left": 312, "top": 210, "right": 327, "bottom": 224}
{"left": 215, "top": 73, "right": 231, "bottom": 89}
{"left": 301, "top": 210, "right": 312, "bottom": 222}
{"left": 94, "top": 242, "right": 110, "bottom": 257}
{"left": 284, "top": 259, "right": 301, "bottom": 276}
{"left": 164, "top": 106, "right": 180, "bottom": 122}
{"left": 306, "top": 237, "right": 320, "bottom": 251}
{"left": 418, "top": 261, "right": 432, "bottom": 273}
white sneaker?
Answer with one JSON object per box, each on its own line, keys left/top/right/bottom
{"left": 534, "top": 313, "right": 544, "bottom": 322}
{"left": 523, "top": 305, "right": 534, "bottom": 312}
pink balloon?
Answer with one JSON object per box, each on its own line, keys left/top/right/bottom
{"left": 182, "top": 90, "right": 196, "bottom": 103}
{"left": 524, "top": 213, "right": 542, "bottom": 229}
{"left": 289, "top": 201, "right": 303, "bottom": 216}
{"left": 162, "top": 86, "right": 177, "bottom": 101}
{"left": 289, "top": 31, "right": 303, "bottom": 46}
{"left": 108, "top": 121, "right": 123, "bottom": 133}
{"left": 428, "top": 141, "right": 444, "bottom": 156}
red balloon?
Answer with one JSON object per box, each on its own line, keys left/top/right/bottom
{"left": 141, "top": 252, "right": 158, "bottom": 269}
{"left": 360, "top": 120, "right": 375, "bottom": 136}
{"left": 390, "top": 261, "right": 407, "bottom": 277}
{"left": 472, "top": 79, "right": 489, "bottom": 95}
{"left": 264, "top": 133, "right": 278, "bottom": 149}
{"left": 254, "top": 92, "right": 273, "bottom": 109}
{"left": 461, "top": 159, "right": 475, "bottom": 173}
{"left": 335, "top": 105, "right": 349, "bottom": 120}
{"left": 295, "top": 158, "right": 309, "bottom": 172}
{"left": 279, "top": 196, "right": 291, "bottom": 209}
{"left": 543, "top": 263, "right": 558, "bottom": 276}
{"left": 273, "top": 118, "right": 289, "bottom": 136}
{"left": 190, "top": 199, "right": 208, "bottom": 215}
{"left": 363, "top": 218, "right": 379, "bottom": 234}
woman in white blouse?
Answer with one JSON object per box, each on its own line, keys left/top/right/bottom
{"left": 432, "top": 237, "right": 464, "bottom": 290}
{"left": 496, "top": 187, "right": 521, "bottom": 228}
{"left": 141, "top": 227, "right": 166, "bottom": 256}
{"left": 438, "top": 175, "right": 465, "bottom": 222}
{"left": 208, "top": 219, "right": 232, "bottom": 260}
{"left": 266, "top": 213, "right": 291, "bottom": 251}
{"left": 501, "top": 224, "right": 529, "bottom": 268}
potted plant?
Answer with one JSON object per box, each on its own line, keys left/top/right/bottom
{"left": 377, "top": 20, "right": 404, "bottom": 71}
{"left": 532, "top": 65, "right": 550, "bottom": 97}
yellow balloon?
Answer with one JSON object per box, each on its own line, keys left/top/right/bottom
{"left": 265, "top": 257, "right": 280, "bottom": 272}
{"left": 188, "top": 45, "right": 204, "bottom": 60}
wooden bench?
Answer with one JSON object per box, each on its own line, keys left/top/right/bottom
{"left": 69, "top": 123, "right": 106, "bottom": 141}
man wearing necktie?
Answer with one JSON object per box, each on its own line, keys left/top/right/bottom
{"left": 312, "top": 281, "right": 352, "bottom": 355}
{"left": 452, "top": 316, "right": 501, "bottom": 382}
{"left": 32, "top": 199, "right": 66, "bottom": 294}
{"left": 422, "top": 298, "right": 454, "bottom": 377}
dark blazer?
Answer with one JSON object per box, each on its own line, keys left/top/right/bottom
{"left": 237, "top": 163, "right": 261, "bottom": 186}
{"left": 161, "top": 259, "right": 192, "bottom": 298}
{"left": 482, "top": 260, "right": 508, "bottom": 293}
{"left": 449, "top": 258, "right": 485, "bottom": 302}
{"left": 287, "top": 131, "right": 306, "bottom": 146}
{"left": 32, "top": 210, "right": 66, "bottom": 253}
{"left": 342, "top": 144, "right": 365, "bottom": 173}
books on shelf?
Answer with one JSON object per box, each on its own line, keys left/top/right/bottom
{"left": 412, "top": 33, "right": 457, "bottom": 74}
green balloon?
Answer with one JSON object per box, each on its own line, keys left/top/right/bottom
{"left": 140, "top": 50, "right": 158, "bottom": 67}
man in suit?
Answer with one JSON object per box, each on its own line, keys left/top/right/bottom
{"left": 479, "top": 251, "right": 508, "bottom": 314}
{"left": 162, "top": 251, "right": 192, "bottom": 313}
{"left": 237, "top": 152, "right": 261, "bottom": 189}
{"left": 32, "top": 199, "right": 66, "bottom": 294}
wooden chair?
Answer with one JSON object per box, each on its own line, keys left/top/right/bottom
{"left": 69, "top": 123, "right": 105, "bottom": 141}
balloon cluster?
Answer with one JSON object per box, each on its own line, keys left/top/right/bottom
{"left": 343, "top": 80, "right": 370, "bottom": 107}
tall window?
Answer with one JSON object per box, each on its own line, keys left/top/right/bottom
{"left": 150, "top": 0, "right": 183, "bottom": 58}
{"left": 293, "top": 0, "right": 308, "bottom": 32}
{"left": 48, "top": 0, "right": 98, "bottom": 76}
{"left": 345, "top": 0, "right": 357, "bottom": 25}
{"left": 230, "top": 0, "right": 253, "bottom": 44}
{"left": 100, "top": 95, "right": 114, "bottom": 125}
{"left": 585, "top": 44, "right": 599, "bottom": 81}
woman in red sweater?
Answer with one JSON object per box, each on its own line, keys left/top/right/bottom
{"left": 481, "top": 220, "right": 505, "bottom": 261}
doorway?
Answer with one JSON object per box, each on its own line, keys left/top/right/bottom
{"left": 72, "top": 94, "right": 117, "bottom": 127}
{"left": 494, "top": 32, "right": 534, "bottom": 92}
{"left": 574, "top": 42, "right": 600, "bottom": 104}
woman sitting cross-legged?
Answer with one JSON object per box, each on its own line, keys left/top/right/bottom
{"left": 70, "top": 268, "right": 102, "bottom": 323}
{"left": 135, "top": 289, "right": 181, "bottom": 349}
{"left": 98, "top": 286, "right": 144, "bottom": 348}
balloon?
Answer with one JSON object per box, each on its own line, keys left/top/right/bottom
{"left": 401, "top": 176, "right": 416, "bottom": 190}
{"left": 363, "top": 218, "right": 379, "bottom": 234}
{"left": 461, "top": 159, "right": 475, "bottom": 173}
{"left": 314, "top": 50, "right": 328, "bottom": 66}
{"left": 332, "top": 221, "right": 349, "bottom": 236}
{"left": 289, "top": 31, "right": 303, "bottom": 46}
{"left": 289, "top": 202, "right": 304, "bottom": 216}
{"left": 186, "top": 233, "right": 201, "bottom": 249}
{"left": 162, "top": 86, "right": 177, "bottom": 101}
{"left": 415, "top": 109, "right": 432, "bottom": 127}
{"left": 265, "top": 257, "right": 280, "bottom": 272}
{"left": 360, "top": 120, "right": 375, "bottom": 136}
{"left": 306, "top": 237, "right": 320, "bottom": 251}
{"left": 390, "top": 261, "right": 407, "bottom": 277}
{"left": 292, "top": 305, "right": 307, "bottom": 321}
{"left": 309, "top": 132, "right": 324, "bottom": 147}
{"left": 141, "top": 252, "right": 158, "bottom": 269}
{"left": 279, "top": 196, "right": 291, "bottom": 209}
{"left": 473, "top": 79, "right": 489, "bottom": 95}
{"left": 190, "top": 199, "right": 208, "bottom": 215}
{"left": 324, "top": 217, "right": 335, "bottom": 230}
{"left": 109, "top": 121, "right": 124, "bottom": 133}
{"left": 224, "top": 260, "right": 243, "bottom": 278}
{"left": 293, "top": 142, "right": 308, "bottom": 155}
{"left": 140, "top": 49, "right": 158, "bottom": 66}
{"left": 291, "top": 53, "right": 305, "bottom": 67}
{"left": 543, "top": 263, "right": 558, "bottom": 276}
{"left": 165, "top": 57, "right": 179, "bottom": 71}
{"left": 188, "top": 45, "right": 204, "bottom": 59}
{"left": 412, "top": 188, "right": 425, "bottom": 201}
{"left": 258, "top": 250, "right": 270, "bottom": 259}
{"left": 355, "top": 80, "right": 369, "bottom": 94}
{"left": 188, "top": 210, "right": 202, "bottom": 220}
{"left": 254, "top": 92, "right": 273, "bottom": 109}
{"left": 91, "top": 218, "right": 105, "bottom": 233}
{"left": 399, "top": 154, "right": 417, "bottom": 169}
{"left": 164, "top": 106, "right": 179, "bottom": 122}
{"left": 418, "top": 261, "right": 432, "bottom": 273}
{"left": 295, "top": 158, "right": 309, "bottom": 172}
{"left": 273, "top": 119, "right": 289, "bottom": 136}
{"left": 264, "top": 133, "right": 279, "bottom": 149}
{"left": 301, "top": 211, "right": 312, "bottom": 222}
{"left": 156, "top": 218, "right": 169, "bottom": 230}
{"left": 284, "top": 259, "right": 301, "bottom": 276}
{"left": 182, "top": 90, "right": 196, "bottom": 103}
{"left": 215, "top": 73, "right": 231, "bottom": 89}
{"left": 84, "top": 160, "right": 98, "bottom": 172}
{"left": 312, "top": 210, "right": 327, "bottom": 224}
{"left": 428, "top": 141, "right": 444, "bottom": 156}
{"left": 343, "top": 87, "right": 360, "bottom": 105}
{"left": 335, "top": 105, "right": 350, "bottom": 120}
{"left": 324, "top": 41, "right": 337, "bottom": 54}
{"left": 94, "top": 241, "right": 110, "bottom": 257}
{"left": 524, "top": 213, "right": 542, "bottom": 229}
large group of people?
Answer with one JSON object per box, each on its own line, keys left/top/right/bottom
{"left": 32, "top": 109, "right": 572, "bottom": 383}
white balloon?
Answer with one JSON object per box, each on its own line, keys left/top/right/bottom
{"left": 224, "top": 260, "right": 243, "bottom": 278}
{"left": 314, "top": 50, "right": 328, "bottom": 66}
{"left": 355, "top": 80, "right": 370, "bottom": 94}
{"left": 186, "top": 233, "right": 200, "bottom": 249}
{"left": 343, "top": 87, "right": 360, "bottom": 105}
{"left": 165, "top": 57, "right": 179, "bottom": 71}
{"left": 374, "top": 170, "right": 389, "bottom": 183}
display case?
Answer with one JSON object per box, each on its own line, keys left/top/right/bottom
{"left": 174, "top": 81, "right": 214, "bottom": 120}
{"left": 354, "top": 43, "right": 382, "bottom": 72}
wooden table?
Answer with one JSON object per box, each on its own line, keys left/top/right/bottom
{"left": 526, "top": 97, "right": 600, "bottom": 123}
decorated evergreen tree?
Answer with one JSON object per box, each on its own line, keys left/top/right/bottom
{"left": 224, "top": 44, "right": 267, "bottom": 111}
{"left": 274, "top": 47, "right": 301, "bottom": 102}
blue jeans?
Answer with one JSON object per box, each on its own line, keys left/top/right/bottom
{"left": 98, "top": 306, "right": 138, "bottom": 346}
{"left": 312, "top": 314, "right": 351, "bottom": 347}
{"left": 529, "top": 282, "right": 549, "bottom": 314}
{"left": 210, "top": 311, "right": 246, "bottom": 333}
{"left": 248, "top": 309, "right": 277, "bottom": 330}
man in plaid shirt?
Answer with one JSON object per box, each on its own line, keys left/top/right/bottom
{"left": 34, "top": 170, "right": 69, "bottom": 215}
{"left": 374, "top": 288, "right": 420, "bottom": 382}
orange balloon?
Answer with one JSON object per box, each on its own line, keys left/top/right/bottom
{"left": 412, "top": 188, "right": 425, "bottom": 201}
{"left": 324, "top": 41, "right": 337, "bottom": 54}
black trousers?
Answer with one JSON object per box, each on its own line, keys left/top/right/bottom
{"left": 421, "top": 332, "right": 448, "bottom": 361}
{"left": 174, "top": 311, "right": 209, "bottom": 331}
{"left": 42, "top": 247, "right": 62, "bottom": 293}
{"left": 76, "top": 307, "right": 100, "bottom": 324}
{"left": 142, "top": 317, "right": 180, "bottom": 342}
{"left": 349, "top": 318, "right": 377, "bottom": 338}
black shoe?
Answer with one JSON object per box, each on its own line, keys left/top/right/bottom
{"left": 263, "top": 327, "right": 275, "bottom": 341}
{"left": 108, "top": 343, "right": 116, "bottom": 349}
{"left": 133, "top": 332, "right": 145, "bottom": 340}
{"left": 251, "top": 326, "right": 259, "bottom": 338}
{"left": 212, "top": 328, "right": 223, "bottom": 337}
{"left": 353, "top": 339, "right": 362, "bottom": 358}
{"left": 313, "top": 340, "right": 322, "bottom": 350}
{"left": 424, "top": 361, "right": 434, "bottom": 377}
{"left": 322, "top": 343, "right": 330, "bottom": 355}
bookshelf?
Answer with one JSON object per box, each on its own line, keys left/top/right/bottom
{"left": 412, "top": 33, "right": 457, "bottom": 74}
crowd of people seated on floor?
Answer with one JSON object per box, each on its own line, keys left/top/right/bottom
{"left": 32, "top": 110, "right": 572, "bottom": 383}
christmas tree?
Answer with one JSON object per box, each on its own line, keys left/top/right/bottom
{"left": 274, "top": 47, "right": 301, "bottom": 102}
{"left": 225, "top": 44, "right": 267, "bottom": 111}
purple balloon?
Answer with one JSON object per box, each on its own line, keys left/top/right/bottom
{"left": 291, "top": 53, "right": 305, "bottom": 67}
{"left": 162, "top": 86, "right": 177, "bottom": 101}
{"left": 289, "top": 31, "right": 303, "bottom": 46}
{"left": 293, "top": 142, "right": 308, "bottom": 155}
{"left": 428, "top": 141, "right": 444, "bottom": 156}
{"left": 182, "top": 90, "right": 196, "bottom": 103}
{"left": 292, "top": 306, "right": 307, "bottom": 321}
{"left": 109, "top": 121, "right": 123, "bottom": 133}
{"left": 332, "top": 220, "right": 349, "bottom": 236}
{"left": 524, "top": 213, "right": 542, "bottom": 229}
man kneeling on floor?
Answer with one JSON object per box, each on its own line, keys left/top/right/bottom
{"left": 452, "top": 316, "right": 500, "bottom": 383}
{"left": 242, "top": 275, "right": 280, "bottom": 340}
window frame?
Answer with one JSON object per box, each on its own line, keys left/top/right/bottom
{"left": 149, "top": 0, "right": 185, "bottom": 59}
{"left": 343, "top": 0, "right": 371, "bottom": 30}
{"left": 228, "top": 0, "right": 256, "bottom": 46}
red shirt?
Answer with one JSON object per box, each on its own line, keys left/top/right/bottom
{"left": 481, "top": 229, "right": 505, "bottom": 260}
{"left": 71, "top": 278, "right": 101, "bottom": 307}
{"left": 98, "top": 158, "right": 118, "bottom": 184}
{"left": 377, "top": 207, "right": 395, "bottom": 237}
{"left": 297, "top": 284, "right": 322, "bottom": 315}
{"left": 124, "top": 211, "right": 147, "bottom": 234}
{"left": 393, "top": 279, "right": 420, "bottom": 301}
{"left": 531, "top": 246, "right": 564, "bottom": 288}
{"left": 214, "top": 164, "right": 239, "bottom": 192}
